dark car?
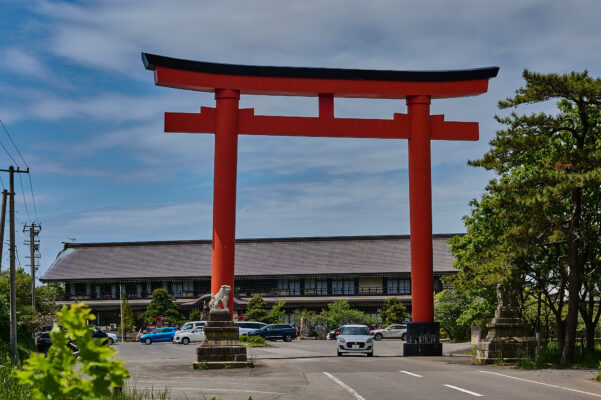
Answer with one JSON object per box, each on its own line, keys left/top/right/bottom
{"left": 328, "top": 326, "right": 344, "bottom": 340}
{"left": 36, "top": 326, "right": 111, "bottom": 353}
{"left": 35, "top": 332, "right": 53, "bottom": 353}
{"left": 140, "top": 327, "right": 177, "bottom": 345}
{"left": 248, "top": 324, "right": 296, "bottom": 342}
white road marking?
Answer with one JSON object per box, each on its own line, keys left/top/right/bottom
{"left": 323, "top": 372, "right": 367, "bottom": 400}
{"left": 444, "top": 384, "right": 483, "bottom": 397}
{"left": 400, "top": 370, "right": 423, "bottom": 377}
{"left": 480, "top": 370, "right": 601, "bottom": 398}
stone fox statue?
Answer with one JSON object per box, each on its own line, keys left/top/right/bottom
{"left": 209, "top": 285, "right": 231, "bottom": 310}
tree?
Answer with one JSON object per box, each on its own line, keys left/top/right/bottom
{"left": 119, "top": 294, "right": 134, "bottom": 340}
{"left": 140, "top": 289, "right": 183, "bottom": 324}
{"left": 318, "top": 300, "right": 378, "bottom": 330}
{"left": 269, "top": 301, "right": 286, "bottom": 323}
{"left": 189, "top": 309, "right": 201, "bottom": 321}
{"left": 244, "top": 295, "right": 270, "bottom": 323}
{"left": 466, "top": 70, "right": 601, "bottom": 366}
{"left": 380, "top": 298, "right": 408, "bottom": 326}
{"left": 434, "top": 290, "right": 471, "bottom": 341}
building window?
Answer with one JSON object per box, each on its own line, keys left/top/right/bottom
{"left": 304, "top": 279, "right": 315, "bottom": 295}
{"left": 183, "top": 281, "right": 194, "bottom": 297}
{"left": 277, "top": 279, "right": 301, "bottom": 296}
{"left": 387, "top": 279, "right": 410, "bottom": 295}
{"left": 316, "top": 280, "right": 328, "bottom": 295}
{"left": 172, "top": 283, "right": 183, "bottom": 297}
{"left": 332, "top": 280, "right": 355, "bottom": 295}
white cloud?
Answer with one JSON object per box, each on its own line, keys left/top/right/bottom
{"left": 1, "top": 48, "right": 46, "bottom": 79}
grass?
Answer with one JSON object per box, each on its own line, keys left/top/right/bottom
{"left": 239, "top": 335, "right": 273, "bottom": 347}
{"left": 514, "top": 342, "right": 601, "bottom": 370}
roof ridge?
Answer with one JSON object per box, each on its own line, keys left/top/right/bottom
{"left": 64, "top": 233, "right": 464, "bottom": 248}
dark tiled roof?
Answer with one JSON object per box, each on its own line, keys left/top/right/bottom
{"left": 41, "top": 234, "right": 459, "bottom": 282}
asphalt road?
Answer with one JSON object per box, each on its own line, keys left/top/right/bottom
{"left": 114, "top": 339, "right": 601, "bottom": 400}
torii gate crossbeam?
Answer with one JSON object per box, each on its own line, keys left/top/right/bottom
{"left": 142, "top": 53, "right": 498, "bottom": 356}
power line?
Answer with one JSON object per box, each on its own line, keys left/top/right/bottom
{"left": 0, "top": 120, "right": 28, "bottom": 168}
{"left": 28, "top": 175, "right": 39, "bottom": 223}
{"left": 0, "top": 141, "right": 18, "bottom": 167}
{"left": 18, "top": 174, "right": 31, "bottom": 223}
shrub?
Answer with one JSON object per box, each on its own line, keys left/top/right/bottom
{"left": 14, "top": 303, "right": 130, "bottom": 399}
{"left": 239, "top": 335, "right": 269, "bottom": 347}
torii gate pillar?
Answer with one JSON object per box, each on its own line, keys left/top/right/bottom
{"left": 142, "top": 52, "right": 498, "bottom": 356}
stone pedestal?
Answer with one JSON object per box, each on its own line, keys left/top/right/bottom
{"left": 193, "top": 309, "right": 253, "bottom": 369}
{"left": 403, "top": 322, "right": 443, "bottom": 356}
{"left": 477, "top": 289, "right": 537, "bottom": 362}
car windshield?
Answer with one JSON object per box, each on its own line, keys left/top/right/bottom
{"left": 341, "top": 327, "right": 369, "bottom": 336}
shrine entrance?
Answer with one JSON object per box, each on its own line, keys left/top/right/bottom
{"left": 142, "top": 53, "right": 498, "bottom": 356}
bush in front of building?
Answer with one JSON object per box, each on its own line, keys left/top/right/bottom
{"left": 140, "top": 289, "right": 184, "bottom": 325}
{"left": 380, "top": 297, "right": 408, "bottom": 327}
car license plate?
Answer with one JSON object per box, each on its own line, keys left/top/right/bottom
{"left": 352, "top": 345, "right": 359, "bottom": 349}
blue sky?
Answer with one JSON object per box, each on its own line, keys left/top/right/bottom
{"left": 1, "top": 0, "right": 600, "bottom": 277}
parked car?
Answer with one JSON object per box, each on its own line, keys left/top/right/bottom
{"left": 35, "top": 325, "right": 112, "bottom": 352}
{"left": 235, "top": 321, "right": 267, "bottom": 336}
{"left": 337, "top": 324, "right": 373, "bottom": 356}
{"left": 173, "top": 326, "right": 205, "bottom": 345}
{"left": 370, "top": 324, "right": 407, "bottom": 341}
{"left": 106, "top": 331, "right": 118, "bottom": 345}
{"left": 327, "top": 326, "right": 344, "bottom": 340}
{"left": 247, "top": 324, "right": 296, "bottom": 342}
{"left": 175, "top": 321, "right": 206, "bottom": 336}
{"left": 35, "top": 332, "right": 53, "bottom": 353}
{"left": 140, "top": 327, "right": 177, "bottom": 345}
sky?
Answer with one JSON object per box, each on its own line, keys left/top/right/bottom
{"left": 1, "top": 0, "right": 600, "bottom": 278}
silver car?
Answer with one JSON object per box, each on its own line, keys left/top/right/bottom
{"left": 337, "top": 324, "right": 373, "bottom": 356}
{"left": 370, "top": 324, "right": 407, "bottom": 341}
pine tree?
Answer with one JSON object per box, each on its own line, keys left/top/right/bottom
{"left": 140, "top": 289, "right": 184, "bottom": 325}
{"left": 380, "top": 297, "right": 408, "bottom": 326}
{"left": 119, "top": 293, "right": 134, "bottom": 341}
{"left": 468, "top": 70, "right": 601, "bottom": 366}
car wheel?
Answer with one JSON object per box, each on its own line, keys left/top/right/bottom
{"left": 401, "top": 333, "right": 407, "bottom": 341}
{"left": 374, "top": 333, "right": 383, "bottom": 341}
{"left": 182, "top": 337, "right": 190, "bottom": 345}
{"left": 367, "top": 351, "right": 374, "bottom": 357}
{"left": 144, "top": 338, "right": 152, "bottom": 345}
{"left": 284, "top": 334, "right": 293, "bottom": 342}
{"left": 108, "top": 337, "right": 114, "bottom": 345}
{"left": 337, "top": 351, "right": 342, "bottom": 357}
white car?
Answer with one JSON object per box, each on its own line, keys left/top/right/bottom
{"left": 107, "top": 332, "right": 118, "bottom": 345}
{"left": 337, "top": 324, "right": 373, "bottom": 357}
{"left": 235, "top": 321, "right": 266, "bottom": 336}
{"left": 174, "top": 320, "right": 206, "bottom": 336}
{"left": 370, "top": 324, "right": 407, "bottom": 341}
{"left": 173, "top": 326, "right": 205, "bottom": 345}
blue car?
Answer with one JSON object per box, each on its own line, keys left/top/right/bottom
{"left": 140, "top": 327, "right": 177, "bottom": 345}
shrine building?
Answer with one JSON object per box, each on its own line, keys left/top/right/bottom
{"left": 40, "top": 234, "right": 458, "bottom": 326}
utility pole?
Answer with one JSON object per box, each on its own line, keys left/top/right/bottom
{"left": 24, "top": 222, "right": 41, "bottom": 310}
{"left": 0, "top": 166, "right": 29, "bottom": 362}
{"left": 0, "top": 189, "right": 7, "bottom": 273}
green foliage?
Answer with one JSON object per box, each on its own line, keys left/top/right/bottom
{"left": 434, "top": 290, "right": 470, "bottom": 341}
{"left": 0, "top": 348, "right": 32, "bottom": 400}
{"left": 140, "top": 289, "right": 183, "bottom": 324}
{"left": 188, "top": 309, "right": 201, "bottom": 321}
{"left": 239, "top": 335, "right": 271, "bottom": 347}
{"left": 452, "top": 70, "right": 601, "bottom": 366}
{"left": 316, "top": 300, "right": 378, "bottom": 330}
{"left": 380, "top": 298, "right": 408, "bottom": 326}
{"left": 596, "top": 362, "right": 601, "bottom": 381}
{"left": 244, "top": 296, "right": 270, "bottom": 323}
{"left": 119, "top": 294, "right": 135, "bottom": 340}
{"left": 14, "top": 303, "right": 130, "bottom": 399}
{"left": 268, "top": 301, "right": 286, "bottom": 324}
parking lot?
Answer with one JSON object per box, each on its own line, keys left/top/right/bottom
{"left": 114, "top": 340, "right": 600, "bottom": 400}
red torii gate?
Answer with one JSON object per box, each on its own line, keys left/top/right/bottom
{"left": 142, "top": 53, "right": 498, "bottom": 356}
